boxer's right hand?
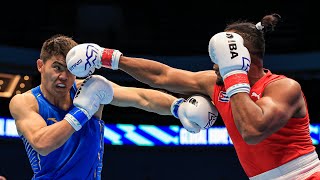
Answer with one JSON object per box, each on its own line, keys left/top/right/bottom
{"left": 64, "top": 75, "right": 114, "bottom": 131}
{"left": 66, "top": 43, "right": 122, "bottom": 77}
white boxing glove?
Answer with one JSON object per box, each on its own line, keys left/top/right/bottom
{"left": 208, "top": 32, "right": 251, "bottom": 97}
{"left": 66, "top": 43, "right": 122, "bottom": 77}
{"left": 64, "top": 75, "right": 114, "bottom": 131}
{"left": 171, "top": 95, "right": 218, "bottom": 133}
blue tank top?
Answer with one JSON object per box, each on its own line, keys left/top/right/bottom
{"left": 21, "top": 84, "right": 105, "bottom": 180}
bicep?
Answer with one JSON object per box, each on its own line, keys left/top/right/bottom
{"left": 256, "top": 79, "right": 302, "bottom": 130}
{"left": 10, "top": 95, "right": 47, "bottom": 139}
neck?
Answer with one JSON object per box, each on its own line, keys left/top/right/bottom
{"left": 40, "top": 84, "right": 72, "bottom": 110}
{"left": 248, "top": 64, "right": 266, "bottom": 86}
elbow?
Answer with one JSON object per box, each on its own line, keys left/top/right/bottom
{"left": 32, "top": 140, "right": 54, "bottom": 156}
{"left": 240, "top": 126, "right": 267, "bottom": 145}
{"left": 147, "top": 78, "right": 163, "bottom": 89}
{"left": 242, "top": 134, "right": 264, "bottom": 145}
{"left": 33, "top": 145, "right": 52, "bottom": 156}
{"left": 238, "top": 117, "right": 269, "bottom": 145}
{"left": 38, "top": 150, "right": 50, "bottom": 156}
{"left": 146, "top": 75, "right": 169, "bottom": 89}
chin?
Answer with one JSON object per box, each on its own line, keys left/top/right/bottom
{"left": 54, "top": 87, "right": 70, "bottom": 94}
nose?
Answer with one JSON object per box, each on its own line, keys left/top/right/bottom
{"left": 59, "top": 70, "right": 69, "bottom": 81}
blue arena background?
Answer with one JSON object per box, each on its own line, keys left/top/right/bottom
{"left": 1, "top": 116, "right": 319, "bottom": 146}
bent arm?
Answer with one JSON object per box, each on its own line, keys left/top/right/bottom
{"left": 118, "top": 56, "right": 216, "bottom": 96}
{"left": 230, "top": 79, "right": 304, "bottom": 144}
{"left": 110, "top": 86, "right": 177, "bottom": 115}
{"left": 9, "top": 94, "right": 75, "bottom": 156}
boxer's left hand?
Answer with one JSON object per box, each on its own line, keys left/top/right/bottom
{"left": 171, "top": 95, "right": 218, "bottom": 133}
{"left": 64, "top": 75, "right": 114, "bottom": 131}
{"left": 208, "top": 32, "right": 251, "bottom": 97}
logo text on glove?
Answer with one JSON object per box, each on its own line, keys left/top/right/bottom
{"left": 226, "top": 33, "right": 238, "bottom": 59}
{"left": 69, "top": 59, "right": 83, "bottom": 71}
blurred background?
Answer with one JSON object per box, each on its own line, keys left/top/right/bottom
{"left": 0, "top": 1, "right": 319, "bottom": 179}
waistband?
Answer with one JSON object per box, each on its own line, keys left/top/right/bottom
{"left": 249, "top": 151, "right": 320, "bottom": 180}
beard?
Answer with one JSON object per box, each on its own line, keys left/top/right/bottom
{"left": 213, "top": 65, "right": 224, "bottom": 86}
{"left": 216, "top": 75, "right": 224, "bottom": 86}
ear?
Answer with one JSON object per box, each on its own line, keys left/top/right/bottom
{"left": 37, "top": 59, "right": 44, "bottom": 73}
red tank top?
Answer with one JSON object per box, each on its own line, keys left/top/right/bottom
{"left": 212, "top": 69, "right": 315, "bottom": 177}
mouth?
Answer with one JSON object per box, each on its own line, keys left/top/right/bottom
{"left": 56, "top": 83, "right": 66, "bottom": 88}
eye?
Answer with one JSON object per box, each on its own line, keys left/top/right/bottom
{"left": 54, "top": 65, "right": 61, "bottom": 71}
{"left": 53, "top": 64, "right": 66, "bottom": 72}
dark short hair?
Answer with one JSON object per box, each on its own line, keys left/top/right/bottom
{"left": 39, "top": 34, "right": 78, "bottom": 62}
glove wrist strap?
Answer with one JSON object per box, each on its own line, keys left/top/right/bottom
{"left": 170, "top": 98, "right": 185, "bottom": 119}
{"left": 223, "top": 71, "right": 250, "bottom": 97}
{"left": 64, "top": 106, "right": 90, "bottom": 131}
{"left": 101, "top": 48, "right": 122, "bottom": 70}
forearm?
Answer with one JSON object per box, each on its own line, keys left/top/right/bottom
{"left": 118, "top": 56, "right": 208, "bottom": 95}
{"left": 141, "top": 91, "right": 177, "bottom": 115}
{"left": 230, "top": 93, "right": 266, "bottom": 143}
{"left": 119, "top": 56, "right": 169, "bottom": 88}
{"left": 32, "top": 120, "right": 75, "bottom": 156}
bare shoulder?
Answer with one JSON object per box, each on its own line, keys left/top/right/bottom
{"left": 195, "top": 70, "right": 217, "bottom": 96}
{"left": 9, "top": 90, "right": 38, "bottom": 113}
{"left": 266, "top": 77, "right": 301, "bottom": 91}
{"left": 10, "top": 90, "right": 45, "bottom": 136}
{"left": 264, "top": 77, "right": 302, "bottom": 101}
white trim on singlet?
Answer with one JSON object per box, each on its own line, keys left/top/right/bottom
{"left": 249, "top": 151, "right": 320, "bottom": 180}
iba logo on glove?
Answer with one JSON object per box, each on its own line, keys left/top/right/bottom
{"left": 225, "top": 33, "right": 251, "bottom": 73}
{"left": 226, "top": 33, "right": 239, "bottom": 59}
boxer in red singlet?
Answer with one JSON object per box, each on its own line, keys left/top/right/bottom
{"left": 67, "top": 13, "right": 320, "bottom": 179}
